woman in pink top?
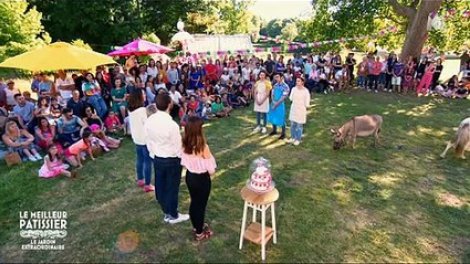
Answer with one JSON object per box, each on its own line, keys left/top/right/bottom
{"left": 181, "top": 116, "right": 217, "bottom": 241}
{"left": 416, "top": 62, "right": 436, "bottom": 96}
{"left": 64, "top": 128, "right": 95, "bottom": 168}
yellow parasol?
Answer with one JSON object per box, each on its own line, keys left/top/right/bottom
{"left": 0, "top": 42, "right": 116, "bottom": 71}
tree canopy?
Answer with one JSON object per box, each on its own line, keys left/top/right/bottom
{"left": 0, "top": 0, "right": 50, "bottom": 62}
{"left": 299, "top": 0, "right": 469, "bottom": 58}
{"left": 28, "top": 0, "right": 200, "bottom": 52}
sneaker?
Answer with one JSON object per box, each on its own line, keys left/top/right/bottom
{"left": 253, "top": 126, "right": 261, "bottom": 133}
{"left": 103, "top": 147, "right": 110, "bottom": 152}
{"left": 168, "top": 213, "right": 190, "bottom": 224}
{"left": 195, "top": 230, "right": 212, "bottom": 242}
{"left": 137, "top": 180, "right": 145, "bottom": 187}
{"left": 163, "top": 214, "right": 170, "bottom": 223}
{"left": 285, "top": 138, "right": 294, "bottom": 144}
{"left": 268, "top": 131, "right": 277, "bottom": 136}
{"left": 324, "top": 90, "right": 327, "bottom": 94}
{"left": 34, "top": 154, "right": 43, "bottom": 160}
{"left": 374, "top": 90, "right": 378, "bottom": 93}
{"left": 278, "top": 134, "right": 285, "bottom": 140}
{"left": 293, "top": 140, "right": 300, "bottom": 146}
{"left": 388, "top": 89, "right": 392, "bottom": 93}
{"left": 261, "top": 127, "right": 267, "bottom": 134}
{"left": 28, "top": 156, "right": 37, "bottom": 162}
{"left": 143, "top": 185, "right": 155, "bottom": 193}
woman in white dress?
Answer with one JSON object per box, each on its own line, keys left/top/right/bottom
{"left": 253, "top": 71, "right": 272, "bottom": 134}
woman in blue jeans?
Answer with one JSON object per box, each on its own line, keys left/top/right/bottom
{"left": 127, "top": 90, "right": 154, "bottom": 192}
{"left": 81, "top": 73, "right": 108, "bottom": 119}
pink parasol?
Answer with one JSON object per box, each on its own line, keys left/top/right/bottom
{"left": 108, "top": 38, "right": 173, "bottom": 57}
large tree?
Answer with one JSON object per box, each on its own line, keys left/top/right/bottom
{"left": 388, "top": 0, "right": 443, "bottom": 60}
{"left": 301, "top": 0, "right": 469, "bottom": 59}
{"left": 0, "top": 0, "right": 50, "bottom": 62}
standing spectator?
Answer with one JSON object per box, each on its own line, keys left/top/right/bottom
{"left": 432, "top": 58, "right": 444, "bottom": 90}
{"left": 181, "top": 116, "right": 217, "bottom": 241}
{"left": 73, "top": 71, "right": 87, "bottom": 98}
{"left": 138, "top": 64, "right": 148, "bottom": 85}
{"left": 275, "top": 55, "right": 286, "bottom": 74}
{"left": 82, "top": 73, "right": 108, "bottom": 119}
{"left": 38, "top": 73, "right": 54, "bottom": 97}
{"left": 403, "top": 56, "right": 416, "bottom": 94}
{"left": 0, "top": 79, "right": 7, "bottom": 108}
{"left": 55, "top": 70, "right": 75, "bottom": 105}
{"left": 356, "top": 57, "right": 368, "bottom": 89}
{"left": 416, "top": 62, "right": 436, "bottom": 96}
{"left": 5, "top": 80, "right": 20, "bottom": 110}
{"left": 147, "top": 59, "right": 158, "bottom": 78}
{"left": 392, "top": 58, "right": 405, "bottom": 93}
{"left": 167, "top": 62, "right": 180, "bottom": 85}
{"left": 264, "top": 54, "right": 275, "bottom": 79}
{"left": 144, "top": 93, "right": 189, "bottom": 224}
{"left": 346, "top": 53, "right": 356, "bottom": 84}
{"left": 128, "top": 90, "right": 155, "bottom": 192}
{"left": 204, "top": 59, "right": 217, "bottom": 82}
{"left": 368, "top": 57, "right": 382, "bottom": 93}
{"left": 30, "top": 73, "right": 41, "bottom": 95}
{"left": 385, "top": 54, "right": 396, "bottom": 92}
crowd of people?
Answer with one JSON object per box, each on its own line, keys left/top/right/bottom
{"left": 0, "top": 50, "right": 469, "bottom": 241}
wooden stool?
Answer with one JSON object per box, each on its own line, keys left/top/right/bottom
{"left": 239, "top": 186, "right": 279, "bottom": 261}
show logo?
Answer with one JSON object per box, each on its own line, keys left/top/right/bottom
{"left": 19, "top": 211, "right": 67, "bottom": 250}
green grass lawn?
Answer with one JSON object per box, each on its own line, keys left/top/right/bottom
{"left": 1, "top": 91, "right": 469, "bottom": 263}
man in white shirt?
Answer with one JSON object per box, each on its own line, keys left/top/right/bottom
{"left": 144, "top": 93, "right": 189, "bottom": 224}
{"left": 55, "top": 70, "right": 75, "bottom": 105}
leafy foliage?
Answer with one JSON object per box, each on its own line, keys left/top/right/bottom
{"left": 0, "top": 0, "right": 50, "bottom": 62}
{"left": 71, "top": 39, "right": 92, "bottom": 50}
{"left": 301, "top": 0, "right": 469, "bottom": 54}
{"left": 28, "top": 0, "right": 200, "bottom": 52}
{"left": 281, "top": 22, "right": 299, "bottom": 41}
{"left": 186, "top": 0, "right": 259, "bottom": 36}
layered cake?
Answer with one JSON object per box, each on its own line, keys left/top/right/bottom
{"left": 248, "top": 166, "right": 273, "bottom": 193}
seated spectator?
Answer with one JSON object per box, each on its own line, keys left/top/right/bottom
{"left": 50, "top": 96, "right": 63, "bottom": 119}
{"left": 2, "top": 120, "right": 42, "bottom": 162}
{"left": 83, "top": 106, "right": 120, "bottom": 148}
{"left": 63, "top": 128, "right": 96, "bottom": 168}
{"left": 56, "top": 107, "right": 87, "bottom": 147}
{"left": 34, "top": 96, "right": 52, "bottom": 121}
{"left": 35, "top": 116, "right": 56, "bottom": 150}
{"left": 82, "top": 72, "right": 108, "bottom": 119}
{"left": 67, "top": 90, "right": 88, "bottom": 117}
{"left": 111, "top": 78, "right": 128, "bottom": 120}
{"left": 22, "top": 91, "right": 36, "bottom": 104}
{"left": 211, "top": 96, "right": 230, "bottom": 117}
{"left": 13, "top": 93, "right": 36, "bottom": 131}
{"left": 104, "top": 111, "right": 124, "bottom": 134}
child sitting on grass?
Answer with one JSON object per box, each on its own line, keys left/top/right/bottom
{"left": 211, "top": 96, "right": 230, "bottom": 117}
{"left": 105, "top": 111, "right": 124, "bottom": 134}
{"left": 39, "top": 144, "right": 75, "bottom": 178}
{"left": 64, "top": 128, "right": 96, "bottom": 168}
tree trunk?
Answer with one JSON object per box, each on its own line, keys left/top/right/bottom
{"left": 389, "top": 0, "right": 443, "bottom": 61}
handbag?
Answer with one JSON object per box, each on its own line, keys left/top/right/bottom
{"left": 5, "top": 151, "right": 22, "bottom": 167}
{"left": 91, "top": 145, "right": 102, "bottom": 157}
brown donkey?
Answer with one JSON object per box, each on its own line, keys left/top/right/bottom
{"left": 330, "top": 115, "right": 383, "bottom": 150}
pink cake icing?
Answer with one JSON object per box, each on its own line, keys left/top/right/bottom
{"left": 249, "top": 166, "right": 273, "bottom": 193}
